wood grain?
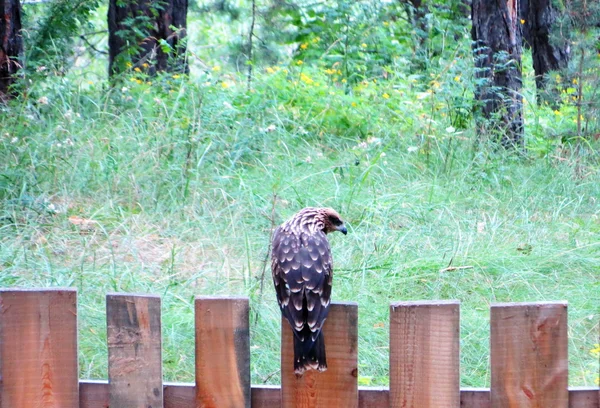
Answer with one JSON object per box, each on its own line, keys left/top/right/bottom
{"left": 491, "top": 302, "right": 568, "bottom": 408}
{"left": 164, "top": 382, "right": 194, "bottom": 408}
{"left": 252, "top": 385, "right": 282, "bottom": 407}
{"left": 389, "top": 300, "right": 460, "bottom": 408}
{"left": 568, "top": 388, "right": 600, "bottom": 408}
{"left": 107, "top": 293, "right": 163, "bottom": 408}
{"left": 281, "top": 302, "right": 359, "bottom": 408}
{"left": 195, "top": 296, "right": 250, "bottom": 408}
{"left": 74, "top": 381, "right": 600, "bottom": 408}
{"left": 0, "top": 288, "right": 79, "bottom": 408}
{"left": 80, "top": 380, "right": 109, "bottom": 408}
{"left": 461, "top": 388, "right": 491, "bottom": 408}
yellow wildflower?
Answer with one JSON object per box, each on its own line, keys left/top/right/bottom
{"left": 142, "top": 63, "right": 149, "bottom": 68}
{"left": 212, "top": 65, "right": 221, "bottom": 72}
{"left": 341, "top": 78, "right": 347, "bottom": 83}
{"left": 134, "top": 67, "right": 141, "bottom": 72}
{"left": 136, "top": 79, "right": 142, "bottom": 84}
{"left": 146, "top": 81, "right": 152, "bottom": 85}
{"left": 300, "top": 73, "right": 313, "bottom": 85}
{"left": 296, "top": 60, "right": 303, "bottom": 65}
{"left": 172, "top": 74, "right": 181, "bottom": 79}
{"left": 591, "top": 344, "right": 600, "bottom": 356}
{"left": 520, "top": 19, "right": 526, "bottom": 24}
{"left": 300, "top": 43, "right": 308, "bottom": 50}
{"left": 126, "top": 62, "right": 133, "bottom": 68}
{"left": 351, "top": 101, "right": 357, "bottom": 107}
{"left": 572, "top": 78, "right": 578, "bottom": 85}
{"left": 221, "top": 82, "right": 229, "bottom": 88}
{"left": 382, "top": 93, "right": 390, "bottom": 99}
{"left": 554, "top": 110, "right": 561, "bottom": 115}
{"left": 325, "top": 68, "right": 336, "bottom": 75}
{"left": 312, "top": 37, "right": 320, "bottom": 43}
{"left": 454, "top": 76, "right": 461, "bottom": 82}
{"left": 266, "top": 67, "right": 275, "bottom": 74}
{"left": 361, "top": 43, "right": 367, "bottom": 48}
{"left": 383, "top": 21, "right": 389, "bottom": 27}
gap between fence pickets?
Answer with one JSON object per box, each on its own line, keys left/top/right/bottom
{"left": 77, "top": 380, "right": 600, "bottom": 408}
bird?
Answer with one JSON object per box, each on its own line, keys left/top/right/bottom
{"left": 271, "top": 207, "right": 347, "bottom": 375}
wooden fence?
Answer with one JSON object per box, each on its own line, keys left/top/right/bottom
{"left": 0, "top": 288, "right": 598, "bottom": 408}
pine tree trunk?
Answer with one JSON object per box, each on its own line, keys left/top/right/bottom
{"left": 0, "top": 0, "right": 23, "bottom": 102}
{"left": 472, "top": 0, "right": 524, "bottom": 147}
{"left": 524, "top": 0, "right": 569, "bottom": 104}
{"left": 108, "top": 0, "right": 188, "bottom": 77}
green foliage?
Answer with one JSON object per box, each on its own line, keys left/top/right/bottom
{"left": 549, "top": 0, "right": 600, "bottom": 141}
{"left": 1, "top": 0, "right": 599, "bottom": 390}
{"left": 23, "top": 0, "right": 101, "bottom": 75}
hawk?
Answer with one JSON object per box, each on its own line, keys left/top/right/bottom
{"left": 271, "top": 207, "right": 347, "bottom": 374}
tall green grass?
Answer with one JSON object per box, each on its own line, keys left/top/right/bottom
{"left": 1, "top": 58, "right": 599, "bottom": 388}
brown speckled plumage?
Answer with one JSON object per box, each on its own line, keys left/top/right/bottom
{"left": 271, "top": 207, "right": 347, "bottom": 374}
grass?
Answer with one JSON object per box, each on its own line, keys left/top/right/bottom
{"left": 1, "top": 32, "right": 599, "bottom": 388}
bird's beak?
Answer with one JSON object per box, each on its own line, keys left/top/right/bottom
{"left": 338, "top": 225, "right": 348, "bottom": 235}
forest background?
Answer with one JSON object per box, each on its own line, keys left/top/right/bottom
{"left": 0, "top": 0, "right": 599, "bottom": 388}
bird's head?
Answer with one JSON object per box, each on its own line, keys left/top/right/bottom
{"left": 284, "top": 207, "right": 348, "bottom": 235}
{"left": 318, "top": 207, "right": 347, "bottom": 235}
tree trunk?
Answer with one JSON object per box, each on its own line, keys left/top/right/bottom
{"left": 108, "top": 0, "right": 188, "bottom": 77}
{"left": 400, "top": 0, "right": 429, "bottom": 70}
{"left": 0, "top": 0, "right": 23, "bottom": 102}
{"left": 472, "top": 0, "right": 524, "bottom": 147}
{"left": 524, "top": 0, "right": 569, "bottom": 104}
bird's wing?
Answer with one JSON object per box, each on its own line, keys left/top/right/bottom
{"left": 271, "top": 227, "right": 332, "bottom": 341}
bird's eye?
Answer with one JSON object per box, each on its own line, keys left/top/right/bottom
{"left": 328, "top": 216, "right": 342, "bottom": 226}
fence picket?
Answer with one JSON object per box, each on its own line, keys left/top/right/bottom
{"left": 491, "top": 302, "right": 569, "bottom": 408}
{"left": 281, "top": 302, "right": 359, "bottom": 408}
{"left": 389, "top": 300, "right": 460, "bottom": 408}
{"left": 195, "top": 296, "right": 251, "bottom": 408}
{"left": 107, "top": 293, "right": 163, "bottom": 407}
{"left": 0, "top": 288, "right": 79, "bottom": 408}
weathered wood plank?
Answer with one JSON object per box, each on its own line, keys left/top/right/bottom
{"left": 252, "top": 385, "right": 282, "bottom": 407}
{"left": 0, "top": 288, "right": 79, "bottom": 408}
{"left": 281, "top": 302, "right": 359, "bottom": 408}
{"left": 164, "top": 382, "right": 194, "bottom": 408}
{"left": 195, "top": 296, "right": 250, "bottom": 408}
{"left": 358, "top": 386, "right": 389, "bottom": 407}
{"left": 461, "top": 388, "right": 490, "bottom": 408}
{"left": 389, "top": 300, "right": 460, "bottom": 408}
{"left": 75, "top": 382, "right": 600, "bottom": 408}
{"left": 569, "top": 387, "right": 600, "bottom": 408}
{"left": 491, "top": 302, "right": 568, "bottom": 408}
{"left": 107, "top": 293, "right": 163, "bottom": 408}
{"left": 80, "top": 380, "right": 109, "bottom": 408}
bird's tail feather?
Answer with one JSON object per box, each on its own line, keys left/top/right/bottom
{"left": 293, "top": 331, "right": 327, "bottom": 375}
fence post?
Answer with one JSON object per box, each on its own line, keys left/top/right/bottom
{"left": 195, "top": 296, "right": 250, "bottom": 408}
{"left": 389, "top": 300, "right": 460, "bottom": 408}
{"left": 281, "top": 302, "right": 359, "bottom": 408}
{"left": 490, "top": 302, "right": 568, "bottom": 408}
{"left": 0, "top": 288, "right": 79, "bottom": 408}
{"left": 107, "top": 293, "right": 163, "bottom": 407}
